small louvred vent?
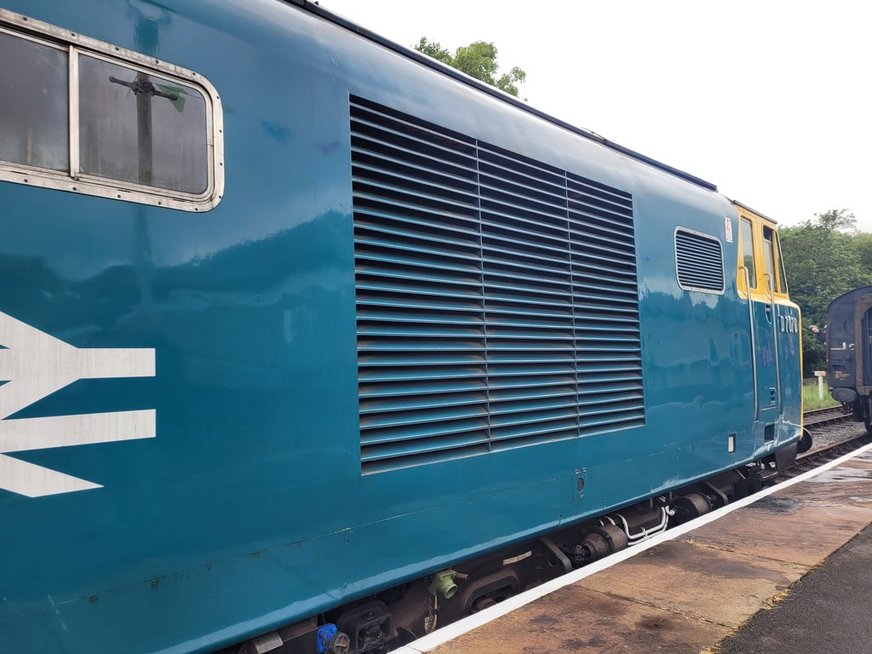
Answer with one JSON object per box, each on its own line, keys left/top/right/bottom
{"left": 351, "top": 95, "right": 645, "bottom": 474}
{"left": 674, "top": 228, "right": 724, "bottom": 293}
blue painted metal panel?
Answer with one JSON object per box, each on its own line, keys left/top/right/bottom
{"left": 777, "top": 303, "right": 803, "bottom": 438}
{"left": 0, "top": 1, "right": 801, "bottom": 653}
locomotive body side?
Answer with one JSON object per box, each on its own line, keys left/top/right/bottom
{"left": 0, "top": 2, "right": 802, "bottom": 652}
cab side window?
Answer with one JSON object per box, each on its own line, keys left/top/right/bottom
{"left": 740, "top": 218, "right": 757, "bottom": 290}
{"left": 763, "top": 226, "right": 779, "bottom": 293}
{"left": 773, "top": 231, "right": 788, "bottom": 294}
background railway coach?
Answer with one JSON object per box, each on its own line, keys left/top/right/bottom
{"left": 827, "top": 286, "right": 872, "bottom": 431}
{"left": 0, "top": 1, "right": 802, "bottom": 652}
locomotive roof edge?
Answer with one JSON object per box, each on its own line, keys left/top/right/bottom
{"left": 731, "top": 200, "right": 780, "bottom": 225}
{"left": 281, "top": 0, "right": 719, "bottom": 193}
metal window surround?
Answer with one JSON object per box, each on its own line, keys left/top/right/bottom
{"left": 350, "top": 95, "right": 645, "bottom": 474}
{"left": 0, "top": 9, "right": 224, "bottom": 212}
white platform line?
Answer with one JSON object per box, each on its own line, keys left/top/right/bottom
{"left": 393, "top": 443, "right": 872, "bottom": 653}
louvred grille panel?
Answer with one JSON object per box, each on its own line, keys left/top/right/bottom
{"left": 674, "top": 228, "right": 725, "bottom": 293}
{"left": 351, "top": 96, "right": 645, "bottom": 473}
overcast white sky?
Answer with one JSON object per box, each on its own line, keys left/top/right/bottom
{"left": 321, "top": 0, "right": 871, "bottom": 230}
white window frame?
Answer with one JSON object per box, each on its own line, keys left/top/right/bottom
{"left": 0, "top": 9, "right": 224, "bottom": 212}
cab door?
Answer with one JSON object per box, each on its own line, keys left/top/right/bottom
{"left": 736, "top": 210, "right": 787, "bottom": 448}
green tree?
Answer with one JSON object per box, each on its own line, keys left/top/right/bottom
{"left": 414, "top": 37, "right": 452, "bottom": 66}
{"left": 854, "top": 232, "right": 872, "bottom": 271}
{"left": 414, "top": 37, "right": 527, "bottom": 97}
{"left": 781, "top": 209, "right": 871, "bottom": 373}
{"left": 816, "top": 208, "right": 857, "bottom": 233}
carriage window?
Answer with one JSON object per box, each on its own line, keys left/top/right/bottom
{"left": 0, "top": 29, "right": 68, "bottom": 171}
{"left": 0, "top": 14, "right": 222, "bottom": 212}
{"left": 740, "top": 218, "right": 756, "bottom": 290}
{"left": 79, "top": 55, "right": 208, "bottom": 194}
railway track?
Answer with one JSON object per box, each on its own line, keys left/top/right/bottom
{"left": 788, "top": 434, "right": 871, "bottom": 477}
{"left": 803, "top": 405, "right": 852, "bottom": 428}
{"left": 789, "top": 405, "right": 870, "bottom": 476}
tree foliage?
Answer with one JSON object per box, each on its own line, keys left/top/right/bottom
{"left": 415, "top": 37, "right": 452, "bottom": 65}
{"left": 414, "top": 37, "right": 527, "bottom": 97}
{"left": 780, "top": 210, "right": 872, "bottom": 373}
{"left": 854, "top": 232, "right": 872, "bottom": 271}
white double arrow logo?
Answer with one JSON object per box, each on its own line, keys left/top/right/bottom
{"left": 0, "top": 311, "right": 155, "bottom": 498}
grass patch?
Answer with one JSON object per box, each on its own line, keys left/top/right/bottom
{"left": 803, "top": 378, "right": 839, "bottom": 411}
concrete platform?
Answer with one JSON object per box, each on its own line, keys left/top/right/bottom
{"left": 719, "top": 523, "right": 872, "bottom": 654}
{"left": 397, "top": 446, "right": 872, "bottom": 654}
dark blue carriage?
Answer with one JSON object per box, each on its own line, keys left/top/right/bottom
{"left": 827, "top": 286, "right": 872, "bottom": 429}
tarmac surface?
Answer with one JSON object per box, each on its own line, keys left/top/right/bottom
{"left": 401, "top": 441, "right": 872, "bottom": 654}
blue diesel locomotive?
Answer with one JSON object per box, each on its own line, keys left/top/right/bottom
{"left": 0, "top": 2, "right": 802, "bottom": 653}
